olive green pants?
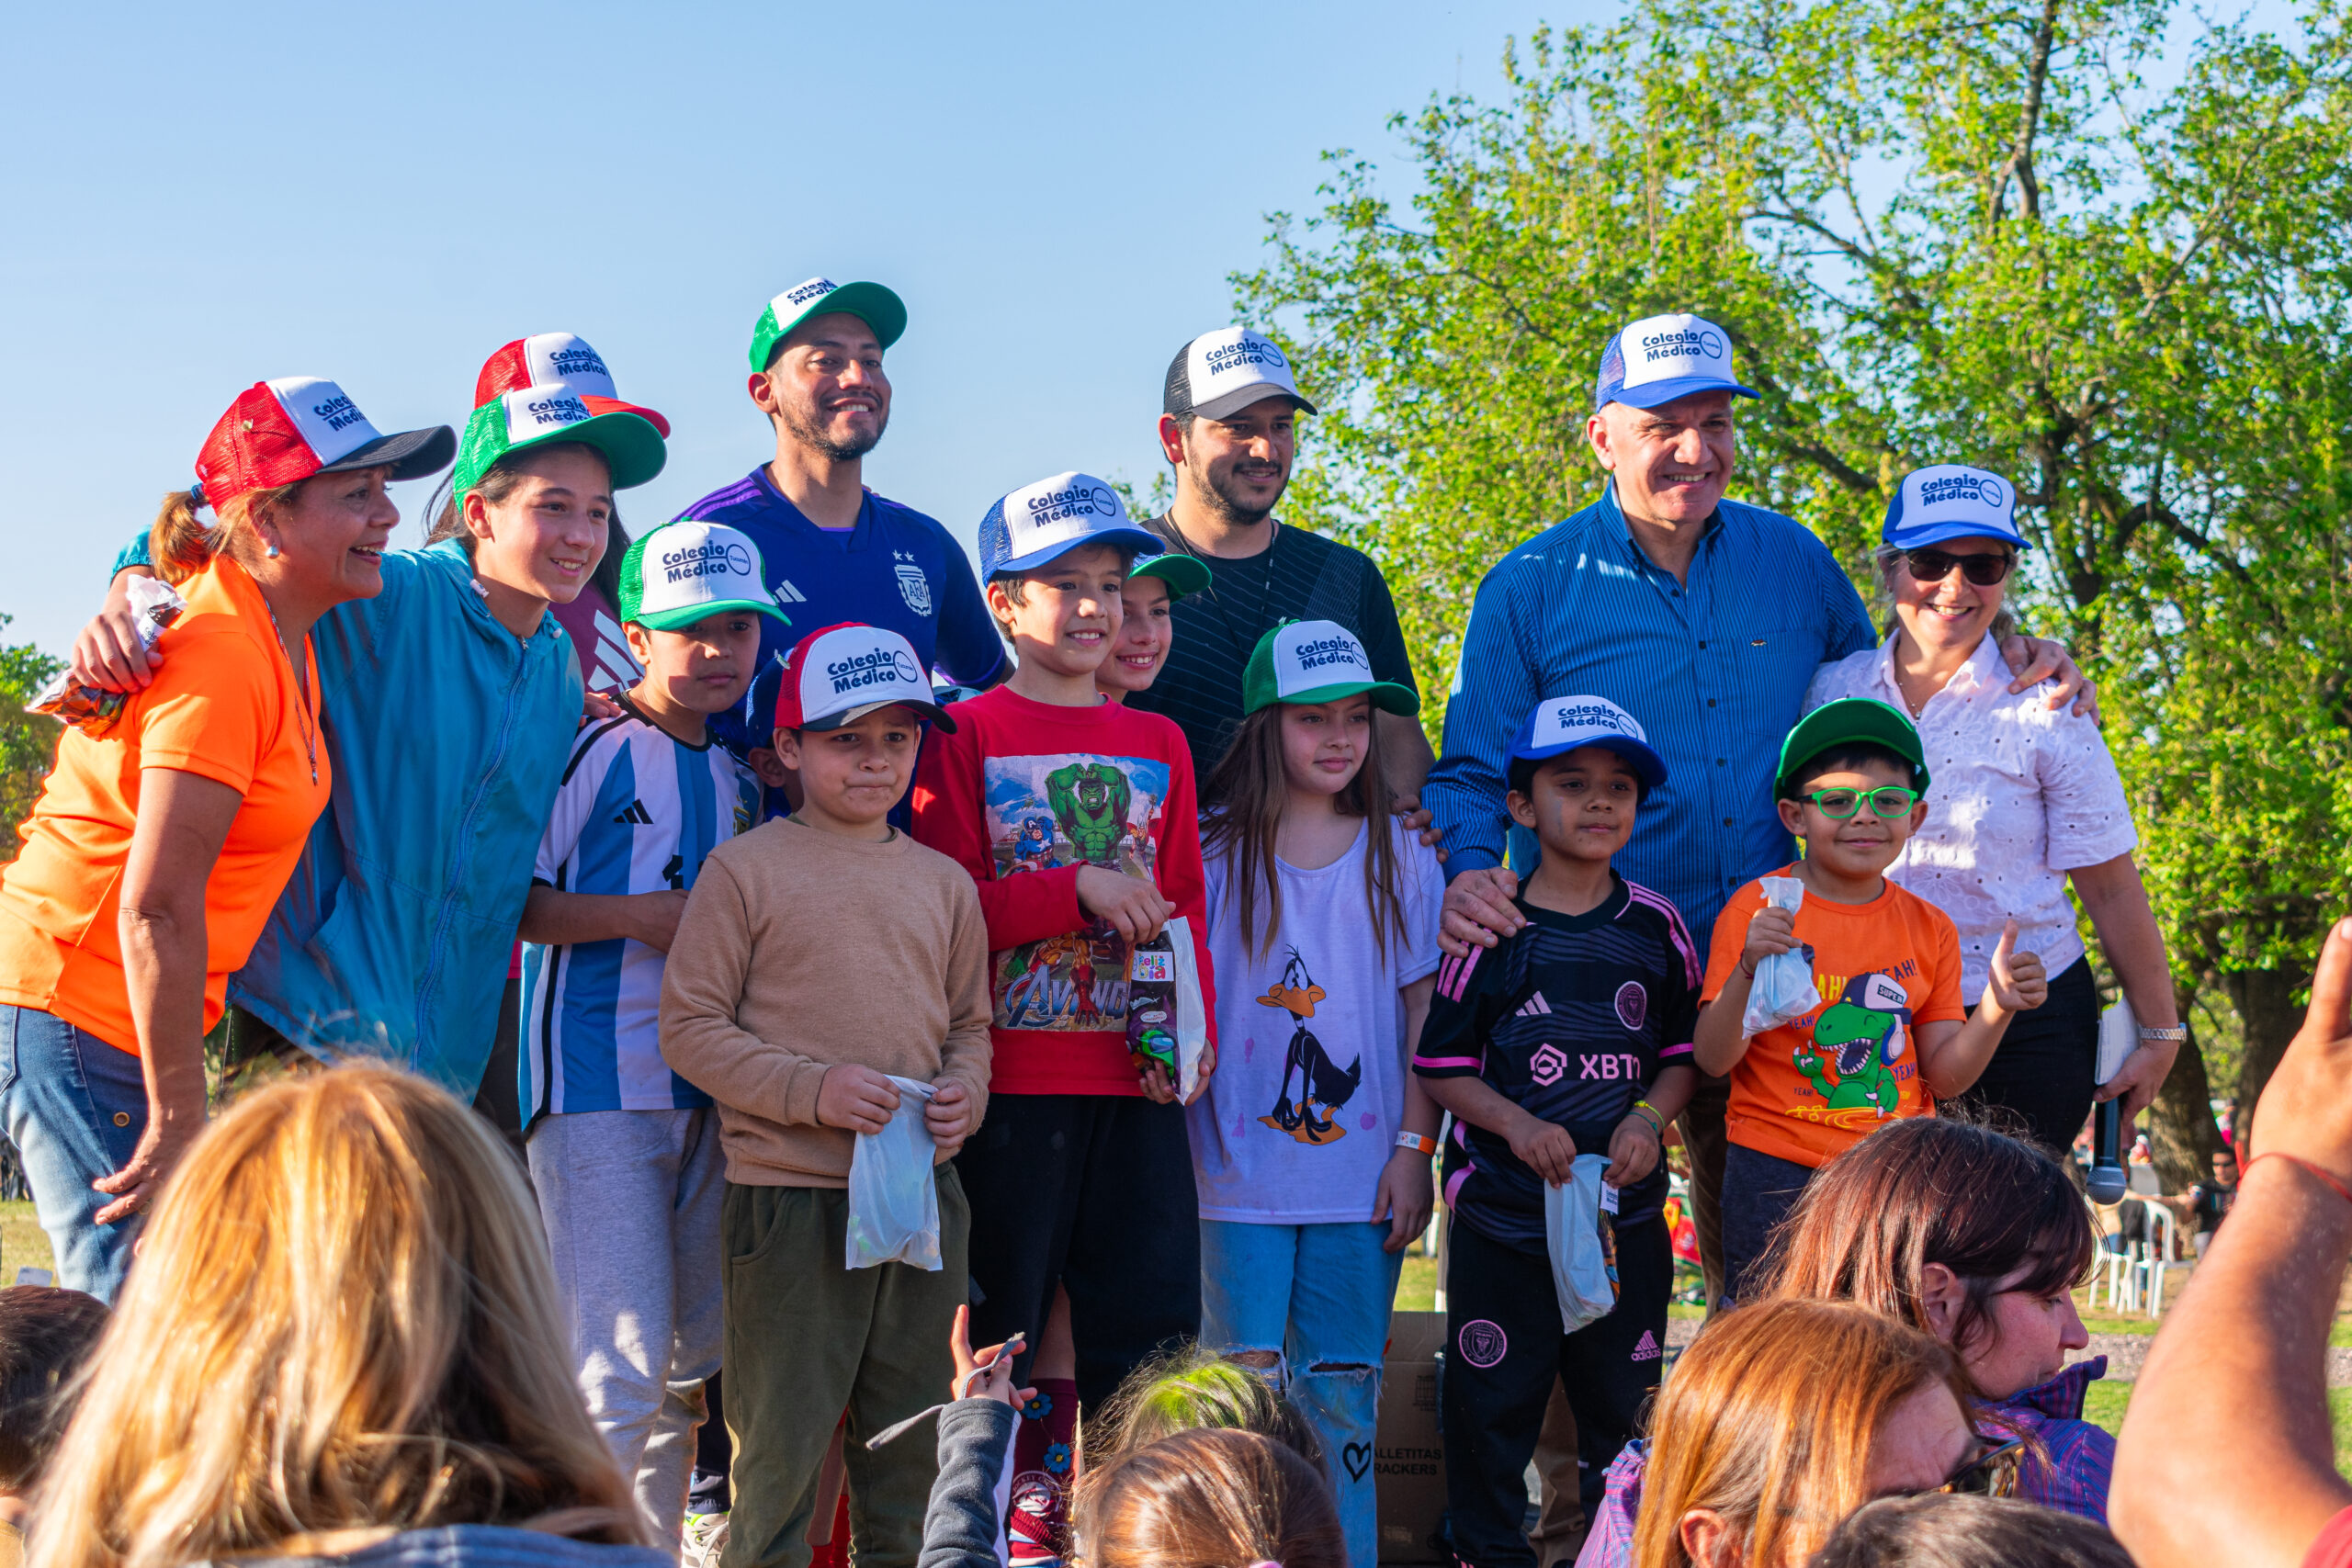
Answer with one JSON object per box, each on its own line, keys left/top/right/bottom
{"left": 718, "top": 1169, "right": 969, "bottom": 1568}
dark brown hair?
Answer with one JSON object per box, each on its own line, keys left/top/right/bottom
{"left": 1754, "top": 1114, "right": 2096, "bottom": 1393}
{"left": 0, "top": 1287, "right": 108, "bottom": 1491}
{"left": 1807, "top": 1493, "right": 2132, "bottom": 1568}
{"left": 1203, "top": 701, "right": 1407, "bottom": 962}
{"left": 1070, "top": 1427, "right": 1343, "bottom": 1568}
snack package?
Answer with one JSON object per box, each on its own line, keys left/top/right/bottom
{"left": 1544, "top": 1153, "right": 1623, "bottom": 1334}
{"left": 1127, "top": 930, "right": 1179, "bottom": 1077}
{"left": 844, "top": 1076, "right": 941, "bottom": 1271}
{"left": 1167, "top": 915, "right": 1208, "bottom": 1101}
{"left": 1741, "top": 875, "right": 1822, "bottom": 1033}
{"left": 29, "top": 576, "right": 187, "bottom": 737}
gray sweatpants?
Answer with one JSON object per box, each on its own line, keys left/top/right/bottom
{"left": 529, "top": 1106, "right": 727, "bottom": 1540}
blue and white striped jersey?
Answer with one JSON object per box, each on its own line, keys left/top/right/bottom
{"left": 521, "top": 702, "right": 762, "bottom": 1120}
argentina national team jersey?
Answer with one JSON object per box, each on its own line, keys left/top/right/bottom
{"left": 1412, "top": 877, "right": 1701, "bottom": 1247}
{"left": 521, "top": 701, "right": 761, "bottom": 1120}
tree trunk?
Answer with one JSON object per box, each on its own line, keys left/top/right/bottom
{"left": 2222, "top": 964, "right": 2312, "bottom": 1151}
{"left": 2147, "top": 1022, "right": 2222, "bottom": 1193}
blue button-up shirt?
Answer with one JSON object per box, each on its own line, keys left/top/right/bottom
{"left": 1424, "top": 485, "right": 1874, "bottom": 945}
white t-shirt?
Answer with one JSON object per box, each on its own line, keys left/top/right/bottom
{"left": 1187, "top": 818, "right": 1446, "bottom": 1224}
{"left": 1804, "top": 635, "right": 2139, "bottom": 996}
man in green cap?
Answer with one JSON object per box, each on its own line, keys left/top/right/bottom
{"left": 682, "top": 276, "right": 1007, "bottom": 762}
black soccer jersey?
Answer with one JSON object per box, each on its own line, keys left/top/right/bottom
{"left": 1412, "top": 877, "right": 1701, "bottom": 1248}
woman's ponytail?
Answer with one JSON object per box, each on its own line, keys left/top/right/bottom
{"left": 148, "top": 489, "right": 212, "bottom": 584}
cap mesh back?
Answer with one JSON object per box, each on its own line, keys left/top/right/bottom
{"left": 1163, "top": 345, "right": 1193, "bottom": 418}
{"left": 977, "top": 497, "right": 1013, "bottom": 577}
{"left": 615, "top": 529, "right": 655, "bottom": 623}
{"left": 1592, "top": 333, "right": 1626, "bottom": 409}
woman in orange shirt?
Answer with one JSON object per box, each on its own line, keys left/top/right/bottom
{"left": 0, "top": 378, "right": 452, "bottom": 1300}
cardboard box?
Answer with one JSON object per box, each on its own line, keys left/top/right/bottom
{"left": 1376, "top": 1309, "right": 1450, "bottom": 1564}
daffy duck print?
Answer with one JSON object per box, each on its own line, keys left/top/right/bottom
{"left": 1257, "top": 949, "right": 1363, "bottom": 1145}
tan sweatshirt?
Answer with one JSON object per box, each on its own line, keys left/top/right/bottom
{"left": 658, "top": 818, "right": 992, "bottom": 1187}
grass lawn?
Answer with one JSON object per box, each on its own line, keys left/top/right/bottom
{"left": 1, "top": 1202, "right": 50, "bottom": 1279}
{"left": 2084, "top": 1382, "right": 2352, "bottom": 1475}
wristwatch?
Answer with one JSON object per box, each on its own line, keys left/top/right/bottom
{"left": 2137, "top": 1025, "right": 2188, "bottom": 1043}
{"left": 1396, "top": 1132, "right": 1439, "bottom": 1156}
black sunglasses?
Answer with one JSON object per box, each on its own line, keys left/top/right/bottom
{"left": 1902, "top": 547, "right": 2016, "bottom": 587}
{"left": 1902, "top": 1437, "right": 2026, "bottom": 1500}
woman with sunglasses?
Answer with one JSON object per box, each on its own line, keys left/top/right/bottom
{"left": 1578, "top": 1117, "right": 2112, "bottom": 1567}
{"left": 1801, "top": 465, "right": 2179, "bottom": 1154}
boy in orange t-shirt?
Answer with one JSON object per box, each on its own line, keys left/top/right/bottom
{"left": 1693, "top": 699, "right": 2049, "bottom": 1304}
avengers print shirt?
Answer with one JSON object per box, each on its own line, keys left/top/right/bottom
{"left": 1414, "top": 879, "right": 1701, "bottom": 1247}
{"left": 910, "top": 684, "right": 1214, "bottom": 1096}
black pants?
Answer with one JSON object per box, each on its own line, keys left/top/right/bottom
{"left": 1717, "top": 1143, "right": 1817, "bottom": 1308}
{"left": 1442, "top": 1217, "right": 1671, "bottom": 1568}
{"left": 470, "top": 978, "right": 526, "bottom": 1163}
{"left": 956, "top": 1092, "right": 1201, "bottom": 1412}
{"left": 1948, "top": 956, "right": 2099, "bottom": 1156}
{"left": 692, "top": 1371, "right": 731, "bottom": 1514}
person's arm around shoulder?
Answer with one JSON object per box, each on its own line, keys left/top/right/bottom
{"left": 1429, "top": 561, "right": 1543, "bottom": 955}
{"left": 927, "top": 863, "right": 993, "bottom": 1156}
{"left": 2112, "top": 917, "right": 2352, "bottom": 1568}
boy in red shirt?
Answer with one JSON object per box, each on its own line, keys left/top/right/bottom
{"left": 910, "top": 473, "right": 1215, "bottom": 1564}
{"left": 1694, "top": 699, "right": 2048, "bottom": 1305}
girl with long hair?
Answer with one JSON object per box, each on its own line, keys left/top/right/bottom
{"left": 29, "top": 1065, "right": 664, "bottom": 1568}
{"left": 1578, "top": 1116, "right": 2108, "bottom": 1567}
{"left": 1187, "top": 618, "right": 1446, "bottom": 1568}
{"left": 1631, "top": 1300, "right": 1989, "bottom": 1568}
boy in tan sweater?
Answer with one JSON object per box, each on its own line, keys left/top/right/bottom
{"left": 661, "top": 621, "right": 992, "bottom": 1568}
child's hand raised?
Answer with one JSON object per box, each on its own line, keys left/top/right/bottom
{"left": 1075, "top": 865, "right": 1171, "bottom": 944}
{"left": 1984, "top": 919, "right": 2048, "bottom": 1013}
{"left": 949, "top": 1305, "right": 1033, "bottom": 1410}
{"left": 1740, "top": 904, "right": 1799, "bottom": 976}
{"left": 1506, "top": 1110, "right": 1578, "bottom": 1187}
{"left": 816, "top": 1064, "right": 901, "bottom": 1134}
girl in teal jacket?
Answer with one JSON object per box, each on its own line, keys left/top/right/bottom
{"left": 78, "top": 349, "right": 670, "bottom": 1097}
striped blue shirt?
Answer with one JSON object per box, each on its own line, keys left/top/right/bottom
{"left": 521, "top": 703, "right": 762, "bottom": 1119}
{"left": 1424, "top": 485, "right": 1873, "bottom": 945}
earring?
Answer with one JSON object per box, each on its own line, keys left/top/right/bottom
{"left": 266, "top": 541, "right": 281, "bottom": 558}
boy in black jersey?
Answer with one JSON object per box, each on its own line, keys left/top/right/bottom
{"left": 1414, "top": 696, "right": 1701, "bottom": 1568}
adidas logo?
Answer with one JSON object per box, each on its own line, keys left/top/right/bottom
{"left": 1632, "top": 1330, "right": 1662, "bottom": 1362}
{"left": 612, "top": 799, "right": 653, "bottom": 826}
{"left": 774, "top": 580, "right": 807, "bottom": 604}
{"left": 1515, "top": 992, "right": 1554, "bottom": 1018}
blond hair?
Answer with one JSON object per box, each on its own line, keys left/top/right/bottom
{"left": 147, "top": 485, "right": 288, "bottom": 585}
{"left": 1070, "top": 1427, "right": 1343, "bottom": 1568}
{"left": 30, "top": 1066, "right": 641, "bottom": 1568}
{"left": 1632, "top": 1299, "right": 1970, "bottom": 1568}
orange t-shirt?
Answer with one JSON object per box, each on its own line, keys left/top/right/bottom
{"left": 0, "top": 555, "right": 331, "bottom": 1054}
{"left": 1702, "top": 865, "right": 1965, "bottom": 1168}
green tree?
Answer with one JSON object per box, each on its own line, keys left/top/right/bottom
{"left": 0, "top": 619, "right": 62, "bottom": 861}
{"left": 1240, "top": 0, "right": 2352, "bottom": 1186}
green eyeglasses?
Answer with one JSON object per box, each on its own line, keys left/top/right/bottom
{"left": 1803, "top": 785, "right": 1922, "bottom": 819}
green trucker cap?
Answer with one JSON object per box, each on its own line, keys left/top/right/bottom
{"left": 748, "top": 276, "right": 909, "bottom": 369}
{"left": 1242, "top": 619, "right": 1419, "bottom": 716}
{"left": 1775, "top": 697, "right": 1932, "bottom": 795}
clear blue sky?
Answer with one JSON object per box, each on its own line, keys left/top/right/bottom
{"left": 0, "top": 0, "right": 1583, "bottom": 662}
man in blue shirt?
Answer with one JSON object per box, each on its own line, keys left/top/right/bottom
{"left": 1423, "top": 310, "right": 2086, "bottom": 1304}
{"left": 680, "top": 276, "right": 1008, "bottom": 760}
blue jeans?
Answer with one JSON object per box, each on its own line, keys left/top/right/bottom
{"left": 0, "top": 1006, "right": 148, "bottom": 1302}
{"left": 1201, "top": 1219, "right": 1402, "bottom": 1568}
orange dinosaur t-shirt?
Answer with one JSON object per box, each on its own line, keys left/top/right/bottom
{"left": 1702, "top": 866, "right": 1965, "bottom": 1168}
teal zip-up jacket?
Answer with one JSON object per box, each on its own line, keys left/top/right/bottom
{"left": 113, "top": 536, "right": 582, "bottom": 1093}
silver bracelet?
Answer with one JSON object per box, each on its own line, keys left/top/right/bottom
{"left": 2137, "top": 1025, "right": 2188, "bottom": 1043}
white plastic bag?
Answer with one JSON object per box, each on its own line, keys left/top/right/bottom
{"left": 1166, "top": 916, "right": 1208, "bottom": 1102}
{"left": 845, "top": 1076, "right": 941, "bottom": 1270}
{"left": 1543, "top": 1154, "right": 1623, "bottom": 1334}
{"left": 1741, "top": 876, "right": 1821, "bottom": 1033}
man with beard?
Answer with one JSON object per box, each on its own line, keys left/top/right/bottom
{"left": 1128, "top": 327, "right": 1434, "bottom": 786}
{"left": 682, "top": 277, "right": 1008, "bottom": 759}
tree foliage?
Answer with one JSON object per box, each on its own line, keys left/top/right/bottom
{"left": 1239, "top": 0, "right": 2352, "bottom": 1183}
{"left": 0, "top": 619, "right": 62, "bottom": 863}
